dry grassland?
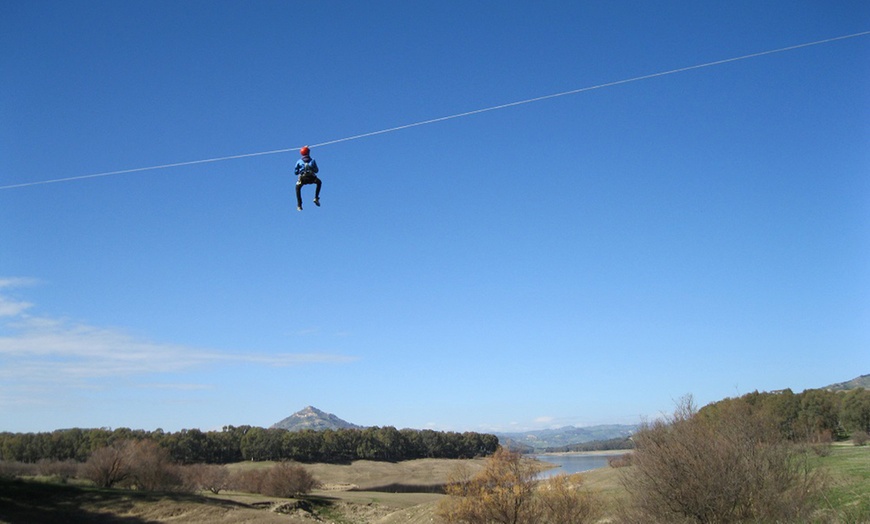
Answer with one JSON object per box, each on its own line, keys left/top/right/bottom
{"left": 6, "top": 447, "right": 866, "bottom": 523}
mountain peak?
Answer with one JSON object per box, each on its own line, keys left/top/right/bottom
{"left": 271, "top": 406, "right": 363, "bottom": 432}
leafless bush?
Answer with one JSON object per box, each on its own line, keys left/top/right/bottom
{"left": 439, "top": 447, "right": 540, "bottom": 524}
{"left": 81, "top": 440, "right": 184, "bottom": 491}
{"left": 852, "top": 430, "right": 869, "bottom": 446}
{"left": 0, "top": 460, "right": 36, "bottom": 479}
{"left": 181, "top": 463, "right": 231, "bottom": 494}
{"left": 439, "top": 447, "right": 599, "bottom": 524}
{"left": 608, "top": 453, "right": 633, "bottom": 468}
{"left": 81, "top": 440, "right": 134, "bottom": 488}
{"left": 261, "top": 461, "right": 319, "bottom": 498}
{"left": 620, "top": 395, "right": 824, "bottom": 523}
{"left": 121, "top": 440, "right": 184, "bottom": 492}
{"left": 36, "top": 458, "right": 79, "bottom": 481}
{"left": 536, "top": 473, "right": 600, "bottom": 524}
{"left": 229, "top": 468, "right": 267, "bottom": 494}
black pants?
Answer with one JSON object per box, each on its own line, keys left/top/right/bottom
{"left": 296, "top": 175, "right": 321, "bottom": 207}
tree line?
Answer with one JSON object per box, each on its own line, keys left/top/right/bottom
{"left": 544, "top": 436, "right": 635, "bottom": 453}
{"left": 698, "top": 386, "right": 870, "bottom": 442}
{"left": 542, "top": 387, "right": 869, "bottom": 454}
{"left": 0, "top": 425, "right": 500, "bottom": 465}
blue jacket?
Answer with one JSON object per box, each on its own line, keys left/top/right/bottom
{"left": 295, "top": 156, "right": 319, "bottom": 177}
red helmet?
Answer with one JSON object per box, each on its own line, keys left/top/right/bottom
{"left": 300, "top": 146, "right": 310, "bottom": 156}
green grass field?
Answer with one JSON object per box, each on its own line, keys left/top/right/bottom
{"left": 812, "top": 444, "right": 870, "bottom": 521}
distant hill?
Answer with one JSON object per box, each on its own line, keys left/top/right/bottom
{"left": 271, "top": 406, "right": 363, "bottom": 431}
{"left": 495, "top": 424, "right": 637, "bottom": 451}
{"left": 823, "top": 374, "right": 870, "bottom": 392}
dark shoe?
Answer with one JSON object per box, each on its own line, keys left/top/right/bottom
{"left": 313, "top": 198, "right": 320, "bottom": 207}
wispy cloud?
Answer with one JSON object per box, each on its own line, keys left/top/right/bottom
{"left": 135, "top": 383, "right": 215, "bottom": 391}
{"left": 0, "top": 278, "right": 358, "bottom": 390}
{"left": 0, "top": 277, "right": 41, "bottom": 289}
{"left": 0, "top": 277, "right": 38, "bottom": 317}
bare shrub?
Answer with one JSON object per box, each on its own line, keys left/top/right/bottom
{"left": 261, "top": 461, "right": 318, "bottom": 498}
{"left": 439, "top": 447, "right": 580, "bottom": 524}
{"left": 0, "top": 460, "right": 36, "bottom": 479}
{"left": 36, "top": 458, "right": 79, "bottom": 482}
{"left": 439, "top": 447, "right": 539, "bottom": 524}
{"left": 81, "top": 440, "right": 134, "bottom": 488}
{"left": 852, "top": 430, "right": 869, "bottom": 446}
{"left": 230, "top": 468, "right": 267, "bottom": 494}
{"left": 182, "top": 463, "right": 230, "bottom": 494}
{"left": 81, "top": 440, "right": 184, "bottom": 491}
{"left": 437, "top": 461, "right": 478, "bottom": 522}
{"left": 621, "top": 395, "right": 824, "bottom": 523}
{"left": 536, "top": 473, "right": 600, "bottom": 524}
{"left": 608, "top": 453, "right": 633, "bottom": 468}
{"left": 122, "top": 440, "right": 184, "bottom": 492}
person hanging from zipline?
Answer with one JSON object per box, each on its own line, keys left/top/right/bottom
{"left": 294, "top": 146, "right": 321, "bottom": 211}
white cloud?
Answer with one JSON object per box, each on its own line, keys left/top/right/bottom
{"left": 135, "top": 383, "right": 214, "bottom": 391}
{"left": 0, "top": 277, "right": 41, "bottom": 289}
{"left": 0, "top": 297, "right": 32, "bottom": 317}
{"left": 0, "top": 278, "right": 358, "bottom": 389}
{"left": 0, "top": 277, "right": 38, "bottom": 317}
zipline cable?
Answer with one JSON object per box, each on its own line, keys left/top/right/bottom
{"left": 0, "top": 148, "right": 299, "bottom": 190}
{"left": 309, "top": 30, "right": 870, "bottom": 149}
{"left": 2, "top": 30, "right": 868, "bottom": 191}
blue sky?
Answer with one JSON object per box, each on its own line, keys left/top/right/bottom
{"left": 1, "top": 1, "right": 868, "bottom": 434}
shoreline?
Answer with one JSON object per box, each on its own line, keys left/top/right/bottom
{"left": 534, "top": 449, "right": 633, "bottom": 457}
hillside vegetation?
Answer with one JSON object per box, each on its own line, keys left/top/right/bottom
{"left": 699, "top": 387, "right": 870, "bottom": 443}
{"left": 2, "top": 380, "right": 868, "bottom": 522}
{"left": 825, "top": 374, "right": 870, "bottom": 392}
{"left": 2, "top": 444, "right": 867, "bottom": 523}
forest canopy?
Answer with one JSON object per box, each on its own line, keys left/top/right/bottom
{"left": 0, "top": 425, "right": 499, "bottom": 465}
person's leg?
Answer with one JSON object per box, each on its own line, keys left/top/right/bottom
{"left": 314, "top": 178, "right": 322, "bottom": 205}
{"left": 295, "top": 182, "right": 303, "bottom": 210}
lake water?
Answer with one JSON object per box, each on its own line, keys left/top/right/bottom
{"left": 534, "top": 453, "right": 626, "bottom": 478}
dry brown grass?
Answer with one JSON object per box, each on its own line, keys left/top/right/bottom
{"left": 229, "top": 457, "right": 489, "bottom": 492}
{"left": 216, "top": 458, "right": 491, "bottom": 523}
{"left": 0, "top": 457, "right": 598, "bottom": 524}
